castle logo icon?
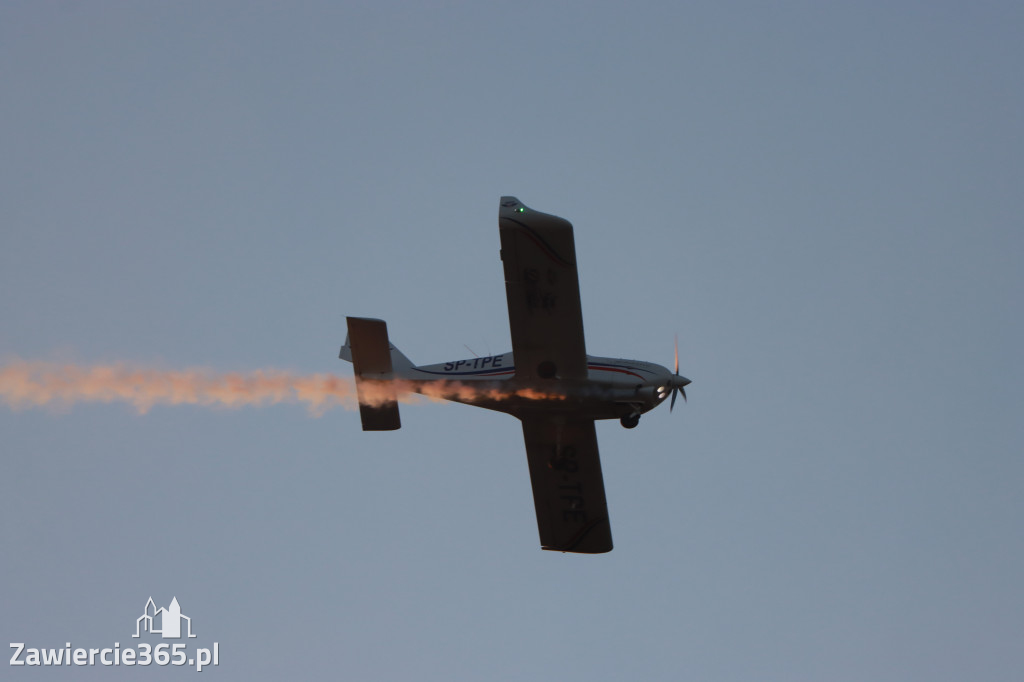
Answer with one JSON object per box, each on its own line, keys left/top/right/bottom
{"left": 133, "top": 597, "right": 197, "bottom": 639}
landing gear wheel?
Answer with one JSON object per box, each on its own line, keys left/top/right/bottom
{"left": 620, "top": 414, "right": 640, "bottom": 429}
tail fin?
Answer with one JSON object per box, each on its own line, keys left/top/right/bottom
{"left": 342, "top": 317, "right": 402, "bottom": 431}
{"left": 340, "top": 329, "right": 414, "bottom": 374}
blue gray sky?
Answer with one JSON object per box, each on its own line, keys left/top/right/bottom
{"left": 2, "top": 2, "right": 1022, "bottom": 680}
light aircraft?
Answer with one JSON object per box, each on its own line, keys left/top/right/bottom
{"left": 339, "top": 196, "right": 691, "bottom": 553}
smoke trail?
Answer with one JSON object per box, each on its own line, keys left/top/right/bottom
{"left": 0, "top": 361, "right": 354, "bottom": 415}
{"left": 0, "top": 361, "right": 564, "bottom": 415}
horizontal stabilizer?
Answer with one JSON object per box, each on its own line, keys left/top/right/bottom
{"left": 346, "top": 317, "right": 401, "bottom": 431}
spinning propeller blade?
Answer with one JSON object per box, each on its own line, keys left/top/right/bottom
{"left": 669, "top": 334, "right": 689, "bottom": 412}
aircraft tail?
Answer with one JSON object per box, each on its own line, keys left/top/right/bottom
{"left": 340, "top": 317, "right": 404, "bottom": 431}
{"left": 339, "top": 325, "right": 414, "bottom": 374}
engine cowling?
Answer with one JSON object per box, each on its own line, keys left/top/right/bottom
{"left": 634, "top": 384, "right": 669, "bottom": 405}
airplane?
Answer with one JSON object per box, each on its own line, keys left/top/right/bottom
{"left": 339, "top": 196, "right": 691, "bottom": 554}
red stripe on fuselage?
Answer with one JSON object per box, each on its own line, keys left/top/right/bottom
{"left": 422, "top": 366, "right": 644, "bottom": 380}
{"left": 587, "top": 365, "right": 646, "bottom": 380}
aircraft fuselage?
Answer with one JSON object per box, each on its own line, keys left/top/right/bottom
{"left": 402, "top": 353, "right": 682, "bottom": 421}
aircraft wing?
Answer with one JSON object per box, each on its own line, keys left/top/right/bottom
{"left": 499, "top": 197, "right": 588, "bottom": 381}
{"left": 520, "top": 416, "right": 613, "bottom": 553}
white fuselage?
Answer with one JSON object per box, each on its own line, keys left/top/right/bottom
{"left": 400, "top": 352, "right": 677, "bottom": 420}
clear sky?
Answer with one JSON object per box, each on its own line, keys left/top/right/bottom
{"left": 2, "top": 2, "right": 1022, "bottom": 680}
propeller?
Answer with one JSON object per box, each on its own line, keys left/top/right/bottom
{"left": 669, "top": 334, "right": 691, "bottom": 412}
